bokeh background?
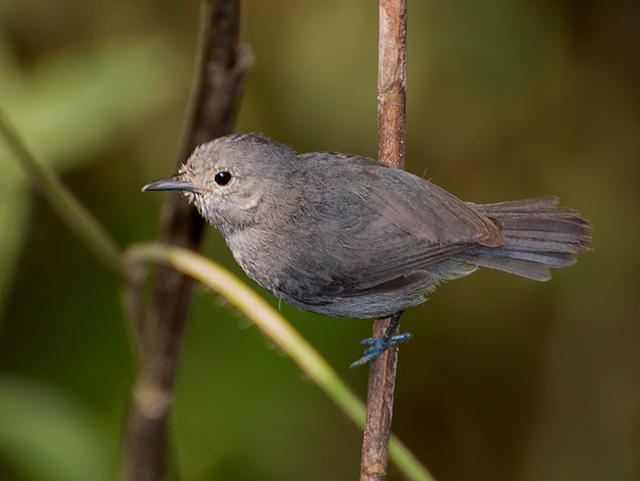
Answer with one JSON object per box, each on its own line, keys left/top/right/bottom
{"left": 0, "top": 0, "right": 638, "bottom": 480}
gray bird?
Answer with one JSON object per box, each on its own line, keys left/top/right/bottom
{"left": 143, "top": 133, "right": 592, "bottom": 367}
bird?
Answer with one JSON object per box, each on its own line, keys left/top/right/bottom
{"left": 143, "top": 133, "right": 592, "bottom": 367}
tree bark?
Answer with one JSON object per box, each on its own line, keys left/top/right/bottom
{"left": 122, "top": 1, "right": 252, "bottom": 479}
{"left": 360, "top": 0, "right": 407, "bottom": 480}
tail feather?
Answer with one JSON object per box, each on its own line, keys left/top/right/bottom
{"left": 454, "top": 196, "right": 592, "bottom": 281}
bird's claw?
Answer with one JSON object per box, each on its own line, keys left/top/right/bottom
{"left": 350, "top": 332, "right": 413, "bottom": 369}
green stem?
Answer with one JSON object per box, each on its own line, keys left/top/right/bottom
{"left": 0, "top": 108, "right": 122, "bottom": 276}
{"left": 124, "top": 242, "right": 436, "bottom": 481}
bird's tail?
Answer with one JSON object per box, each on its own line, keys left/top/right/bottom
{"left": 454, "top": 196, "right": 592, "bottom": 281}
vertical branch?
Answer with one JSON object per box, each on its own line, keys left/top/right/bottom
{"left": 122, "top": 1, "right": 253, "bottom": 480}
{"left": 377, "top": 0, "right": 407, "bottom": 170}
{"left": 360, "top": 0, "right": 407, "bottom": 480}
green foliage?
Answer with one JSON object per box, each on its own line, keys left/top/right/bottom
{"left": 0, "top": 377, "right": 112, "bottom": 481}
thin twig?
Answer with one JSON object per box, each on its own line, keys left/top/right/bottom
{"left": 125, "top": 242, "right": 434, "bottom": 481}
{"left": 360, "top": 0, "right": 408, "bottom": 480}
{"left": 121, "top": 0, "right": 252, "bottom": 479}
{"left": 0, "top": 109, "right": 123, "bottom": 277}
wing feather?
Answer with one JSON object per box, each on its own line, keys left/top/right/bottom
{"left": 273, "top": 153, "right": 502, "bottom": 304}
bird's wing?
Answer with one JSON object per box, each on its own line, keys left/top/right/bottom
{"left": 275, "top": 154, "right": 503, "bottom": 304}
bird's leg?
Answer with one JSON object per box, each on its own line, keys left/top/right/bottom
{"left": 349, "top": 311, "right": 413, "bottom": 369}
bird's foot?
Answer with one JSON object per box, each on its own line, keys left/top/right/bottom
{"left": 349, "top": 311, "right": 412, "bottom": 369}
{"left": 349, "top": 332, "right": 413, "bottom": 369}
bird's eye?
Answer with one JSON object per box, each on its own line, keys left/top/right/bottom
{"left": 214, "top": 171, "right": 232, "bottom": 186}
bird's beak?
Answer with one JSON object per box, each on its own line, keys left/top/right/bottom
{"left": 142, "top": 173, "right": 197, "bottom": 192}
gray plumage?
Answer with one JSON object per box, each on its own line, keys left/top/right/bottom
{"left": 143, "top": 133, "right": 592, "bottom": 319}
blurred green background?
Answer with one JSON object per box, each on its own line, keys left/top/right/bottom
{"left": 0, "top": 0, "right": 638, "bottom": 480}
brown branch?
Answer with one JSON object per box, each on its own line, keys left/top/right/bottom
{"left": 360, "top": 0, "right": 407, "bottom": 480}
{"left": 122, "top": 1, "right": 253, "bottom": 480}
